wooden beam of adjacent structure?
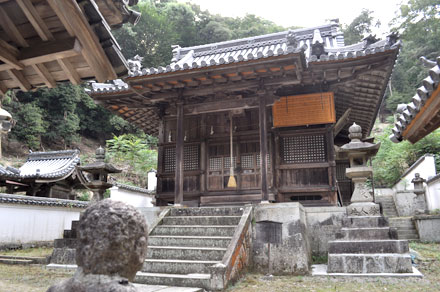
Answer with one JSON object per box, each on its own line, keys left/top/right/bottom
{"left": 57, "top": 58, "right": 80, "bottom": 85}
{"left": 32, "top": 63, "right": 56, "bottom": 88}
{"left": 0, "top": 39, "right": 19, "bottom": 55}
{"left": 0, "top": 7, "right": 29, "bottom": 47}
{"left": 184, "top": 97, "right": 260, "bottom": 115}
{"left": 0, "top": 46, "right": 24, "bottom": 70}
{"left": 16, "top": 0, "right": 54, "bottom": 41}
{"left": 333, "top": 108, "right": 352, "bottom": 137}
{"left": 47, "top": 0, "right": 116, "bottom": 82}
{"left": 7, "top": 69, "right": 31, "bottom": 91}
{"left": 0, "top": 38, "right": 82, "bottom": 72}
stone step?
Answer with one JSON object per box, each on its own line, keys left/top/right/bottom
{"left": 149, "top": 235, "right": 232, "bottom": 248}
{"left": 63, "top": 229, "right": 77, "bottom": 239}
{"left": 151, "top": 225, "right": 236, "bottom": 237}
{"left": 328, "top": 240, "right": 409, "bottom": 254}
{"left": 135, "top": 272, "right": 211, "bottom": 290}
{"left": 327, "top": 253, "right": 412, "bottom": 274}
{"left": 162, "top": 216, "right": 241, "bottom": 226}
{"left": 146, "top": 246, "right": 226, "bottom": 261}
{"left": 342, "top": 216, "right": 389, "bottom": 228}
{"left": 0, "top": 257, "right": 33, "bottom": 265}
{"left": 143, "top": 259, "right": 220, "bottom": 274}
{"left": 54, "top": 238, "right": 77, "bottom": 249}
{"left": 169, "top": 207, "right": 244, "bottom": 217}
{"left": 337, "top": 227, "right": 394, "bottom": 240}
{"left": 133, "top": 283, "right": 204, "bottom": 292}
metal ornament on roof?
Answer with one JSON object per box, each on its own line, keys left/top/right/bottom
{"left": 339, "top": 123, "right": 381, "bottom": 216}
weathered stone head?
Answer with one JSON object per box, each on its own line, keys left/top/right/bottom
{"left": 76, "top": 199, "right": 148, "bottom": 280}
{"left": 47, "top": 199, "right": 148, "bottom": 292}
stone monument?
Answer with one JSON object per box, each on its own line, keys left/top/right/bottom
{"left": 412, "top": 173, "right": 428, "bottom": 214}
{"left": 327, "top": 123, "right": 414, "bottom": 275}
{"left": 340, "top": 122, "right": 380, "bottom": 216}
{"left": 47, "top": 199, "right": 148, "bottom": 292}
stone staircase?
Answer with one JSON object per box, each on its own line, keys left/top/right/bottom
{"left": 327, "top": 216, "right": 413, "bottom": 274}
{"left": 375, "top": 195, "right": 398, "bottom": 217}
{"left": 389, "top": 217, "right": 419, "bottom": 240}
{"left": 135, "top": 206, "right": 251, "bottom": 291}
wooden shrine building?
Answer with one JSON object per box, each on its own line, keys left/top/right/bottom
{"left": 90, "top": 22, "right": 400, "bottom": 206}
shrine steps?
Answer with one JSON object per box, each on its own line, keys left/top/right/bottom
{"left": 389, "top": 217, "right": 419, "bottom": 240}
{"left": 135, "top": 206, "right": 251, "bottom": 291}
{"left": 199, "top": 193, "right": 275, "bottom": 206}
{"left": 327, "top": 216, "right": 413, "bottom": 274}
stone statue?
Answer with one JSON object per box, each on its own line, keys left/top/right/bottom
{"left": 47, "top": 199, "right": 148, "bottom": 292}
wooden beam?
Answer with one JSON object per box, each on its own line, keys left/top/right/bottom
{"left": 0, "top": 7, "right": 28, "bottom": 47}
{"left": 0, "top": 46, "right": 24, "bottom": 70}
{"left": 7, "top": 69, "right": 31, "bottom": 91}
{"left": 32, "top": 63, "right": 56, "bottom": 88}
{"left": 0, "top": 81, "right": 7, "bottom": 96}
{"left": 57, "top": 58, "right": 80, "bottom": 85}
{"left": 47, "top": 0, "right": 117, "bottom": 82}
{"left": 333, "top": 108, "right": 352, "bottom": 137}
{"left": 184, "top": 97, "right": 260, "bottom": 115}
{"left": 174, "top": 102, "right": 184, "bottom": 206}
{"left": 16, "top": 0, "right": 54, "bottom": 41}
{"left": 259, "top": 94, "right": 269, "bottom": 202}
{"left": 0, "top": 39, "right": 19, "bottom": 55}
{"left": 0, "top": 38, "right": 82, "bottom": 71}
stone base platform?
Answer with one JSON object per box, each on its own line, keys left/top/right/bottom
{"left": 312, "top": 264, "right": 423, "bottom": 278}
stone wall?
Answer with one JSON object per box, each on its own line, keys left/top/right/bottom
{"left": 304, "top": 206, "right": 346, "bottom": 257}
{"left": 414, "top": 215, "right": 440, "bottom": 242}
{"left": 394, "top": 191, "right": 417, "bottom": 216}
{"left": 252, "top": 203, "right": 310, "bottom": 275}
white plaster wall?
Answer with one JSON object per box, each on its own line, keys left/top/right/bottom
{"left": 147, "top": 171, "right": 157, "bottom": 191}
{"left": 0, "top": 204, "right": 81, "bottom": 244}
{"left": 393, "top": 155, "right": 436, "bottom": 191}
{"left": 426, "top": 178, "right": 440, "bottom": 210}
{"left": 110, "top": 187, "right": 154, "bottom": 208}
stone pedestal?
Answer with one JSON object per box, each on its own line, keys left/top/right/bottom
{"left": 327, "top": 123, "right": 414, "bottom": 275}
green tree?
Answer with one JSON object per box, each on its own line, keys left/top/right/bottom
{"left": 342, "top": 9, "right": 379, "bottom": 45}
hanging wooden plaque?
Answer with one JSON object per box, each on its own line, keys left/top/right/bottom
{"left": 272, "top": 92, "right": 335, "bottom": 128}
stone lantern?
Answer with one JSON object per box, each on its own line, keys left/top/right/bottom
{"left": 77, "top": 146, "right": 121, "bottom": 201}
{"left": 412, "top": 173, "right": 427, "bottom": 214}
{"left": 339, "top": 123, "right": 381, "bottom": 216}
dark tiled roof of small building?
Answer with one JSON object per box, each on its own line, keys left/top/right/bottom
{"left": 0, "top": 150, "right": 80, "bottom": 181}
{"left": 0, "top": 193, "right": 88, "bottom": 208}
{"left": 390, "top": 57, "right": 440, "bottom": 143}
{"left": 113, "top": 182, "right": 154, "bottom": 194}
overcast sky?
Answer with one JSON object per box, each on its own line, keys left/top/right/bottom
{"left": 184, "top": 0, "right": 404, "bottom": 37}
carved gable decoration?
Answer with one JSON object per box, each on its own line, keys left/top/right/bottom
{"left": 272, "top": 92, "right": 336, "bottom": 128}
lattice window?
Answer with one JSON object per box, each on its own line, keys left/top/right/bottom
{"left": 164, "top": 147, "right": 175, "bottom": 172}
{"left": 184, "top": 145, "right": 199, "bottom": 171}
{"left": 256, "top": 154, "right": 271, "bottom": 168}
{"left": 282, "top": 134, "right": 326, "bottom": 164}
{"left": 336, "top": 161, "right": 350, "bottom": 180}
{"left": 241, "top": 154, "right": 254, "bottom": 169}
{"left": 163, "top": 145, "right": 200, "bottom": 172}
{"left": 209, "top": 157, "right": 222, "bottom": 170}
{"left": 224, "top": 157, "right": 237, "bottom": 169}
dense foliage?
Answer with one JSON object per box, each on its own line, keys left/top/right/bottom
{"left": 106, "top": 134, "right": 158, "bottom": 186}
{"left": 373, "top": 126, "right": 440, "bottom": 187}
{"left": 2, "top": 84, "right": 135, "bottom": 150}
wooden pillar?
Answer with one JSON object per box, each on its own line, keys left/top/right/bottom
{"left": 174, "top": 102, "right": 184, "bottom": 206}
{"left": 200, "top": 114, "right": 207, "bottom": 195}
{"left": 259, "top": 95, "right": 269, "bottom": 202}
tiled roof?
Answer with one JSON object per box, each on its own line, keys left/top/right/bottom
{"left": 390, "top": 57, "right": 440, "bottom": 143}
{"left": 89, "top": 22, "right": 400, "bottom": 94}
{"left": 0, "top": 193, "right": 88, "bottom": 208}
{"left": 113, "top": 182, "right": 154, "bottom": 194}
{"left": 0, "top": 150, "right": 80, "bottom": 181}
